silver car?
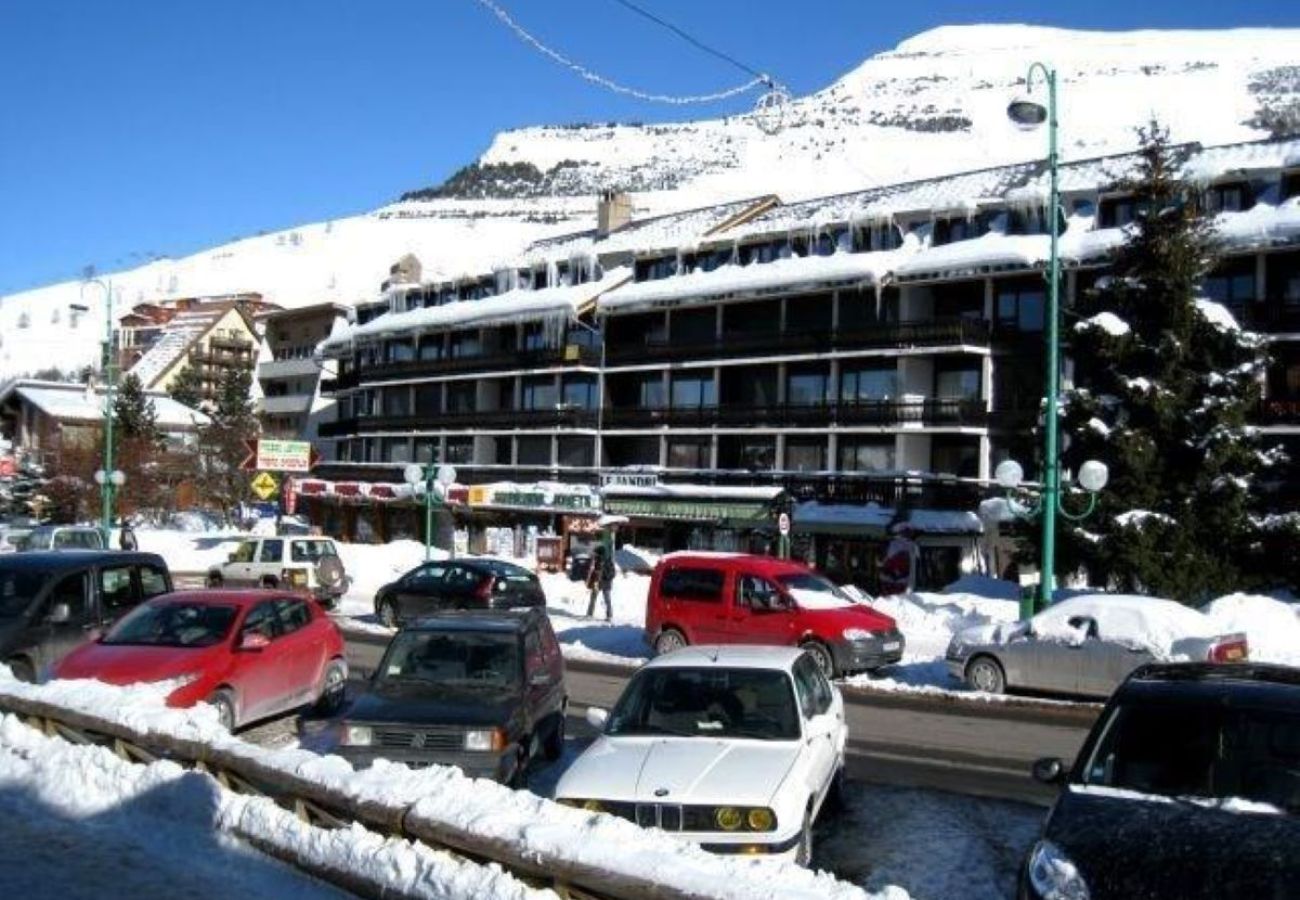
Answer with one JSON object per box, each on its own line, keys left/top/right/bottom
{"left": 945, "top": 594, "right": 1248, "bottom": 698}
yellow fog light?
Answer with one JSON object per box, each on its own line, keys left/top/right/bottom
{"left": 747, "top": 808, "right": 775, "bottom": 831}
{"left": 715, "top": 807, "right": 743, "bottom": 831}
{"left": 582, "top": 799, "right": 605, "bottom": 813}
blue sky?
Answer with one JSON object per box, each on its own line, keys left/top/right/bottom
{"left": 0, "top": 0, "right": 1294, "bottom": 295}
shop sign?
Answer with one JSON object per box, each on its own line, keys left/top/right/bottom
{"left": 603, "top": 497, "right": 771, "bottom": 524}
{"left": 468, "top": 483, "right": 598, "bottom": 513}
{"left": 601, "top": 471, "right": 660, "bottom": 488}
{"left": 445, "top": 485, "right": 469, "bottom": 505}
{"left": 335, "top": 482, "right": 364, "bottom": 498}
{"left": 370, "top": 484, "right": 398, "bottom": 501}
{"left": 298, "top": 480, "right": 327, "bottom": 496}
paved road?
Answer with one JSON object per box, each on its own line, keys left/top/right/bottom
{"left": 339, "top": 628, "right": 1096, "bottom": 806}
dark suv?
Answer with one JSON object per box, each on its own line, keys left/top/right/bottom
{"left": 337, "top": 608, "right": 567, "bottom": 785}
{"left": 0, "top": 551, "right": 173, "bottom": 681}
{"left": 1023, "top": 663, "right": 1300, "bottom": 899}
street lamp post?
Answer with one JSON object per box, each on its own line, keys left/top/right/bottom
{"left": 1007, "top": 63, "right": 1065, "bottom": 614}
{"left": 404, "top": 462, "right": 457, "bottom": 561}
{"left": 81, "top": 278, "right": 118, "bottom": 537}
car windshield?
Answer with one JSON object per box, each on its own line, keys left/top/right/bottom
{"left": 1081, "top": 699, "right": 1300, "bottom": 813}
{"left": 0, "top": 568, "right": 49, "bottom": 617}
{"left": 606, "top": 667, "right": 800, "bottom": 741}
{"left": 290, "top": 540, "right": 337, "bottom": 562}
{"left": 101, "top": 602, "right": 238, "bottom": 648}
{"left": 377, "top": 631, "right": 521, "bottom": 691}
{"left": 777, "top": 572, "right": 855, "bottom": 610}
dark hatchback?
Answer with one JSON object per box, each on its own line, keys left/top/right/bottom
{"left": 0, "top": 551, "right": 173, "bottom": 681}
{"left": 337, "top": 609, "right": 566, "bottom": 785}
{"left": 375, "top": 559, "right": 546, "bottom": 628}
{"left": 1023, "top": 663, "right": 1300, "bottom": 900}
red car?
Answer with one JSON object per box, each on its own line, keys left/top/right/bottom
{"left": 54, "top": 590, "right": 347, "bottom": 730}
{"left": 646, "top": 553, "right": 904, "bottom": 678}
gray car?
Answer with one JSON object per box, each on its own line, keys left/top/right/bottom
{"left": 945, "top": 594, "right": 1247, "bottom": 699}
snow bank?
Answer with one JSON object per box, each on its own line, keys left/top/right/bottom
{"left": 137, "top": 527, "right": 247, "bottom": 573}
{"left": 0, "top": 711, "right": 550, "bottom": 900}
{"left": 0, "top": 672, "right": 898, "bottom": 900}
{"left": 1202, "top": 593, "right": 1300, "bottom": 667}
{"left": 1075, "top": 311, "right": 1131, "bottom": 337}
{"left": 1031, "top": 594, "right": 1220, "bottom": 660}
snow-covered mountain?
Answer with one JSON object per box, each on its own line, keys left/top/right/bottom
{"left": 3, "top": 24, "right": 1298, "bottom": 379}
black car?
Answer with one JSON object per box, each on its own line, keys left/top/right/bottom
{"left": 374, "top": 558, "right": 546, "bottom": 628}
{"left": 1023, "top": 663, "right": 1300, "bottom": 900}
{"left": 0, "top": 551, "right": 173, "bottom": 681}
{"left": 337, "top": 608, "right": 567, "bottom": 785}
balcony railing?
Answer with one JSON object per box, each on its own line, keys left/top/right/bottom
{"left": 605, "top": 318, "right": 993, "bottom": 365}
{"left": 604, "top": 398, "right": 991, "bottom": 428}
{"left": 319, "top": 408, "right": 599, "bottom": 437}
{"left": 1258, "top": 396, "right": 1300, "bottom": 424}
{"left": 332, "top": 345, "right": 600, "bottom": 386}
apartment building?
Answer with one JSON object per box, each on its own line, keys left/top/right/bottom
{"left": 257, "top": 303, "right": 350, "bottom": 440}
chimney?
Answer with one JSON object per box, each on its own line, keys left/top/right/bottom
{"left": 596, "top": 190, "right": 632, "bottom": 238}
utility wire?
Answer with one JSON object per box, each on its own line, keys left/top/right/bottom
{"left": 605, "top": 0, "right": 769, "bottom": 83}
{"left": 472, "top": 0, "right": 769, "bottom": 105}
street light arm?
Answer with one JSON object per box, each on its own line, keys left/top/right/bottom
{"left": 1056, "top": 489, "right": 1099, "bottom": 522}
{"left": 1024, "top": 61, "right": 1055, "bottom": 96}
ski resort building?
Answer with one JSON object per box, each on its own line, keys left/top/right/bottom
{"left": 256, "top": 302, "right": 350, "bottom": 441}
{"left": 311, "top": 137, "right": 1300, "bottom": 591}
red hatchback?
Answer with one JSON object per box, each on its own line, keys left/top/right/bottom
{"left": 646, "top": 553, "right": 904, "bottom": 678}
{"left": 54, "top": 590, "right": 347, "bottom": 730}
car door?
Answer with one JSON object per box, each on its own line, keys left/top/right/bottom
{"left": 32, "top": 570, "right": 95, "bottom": 672}
{"left": 660, "top": 566, "right": 731, "bottom": 643}
{"left": 135, "top": 563, "right": 173, "bottom": 602}
{"left": 229, "top": 600, "right": 290, "bottom": 720}
{"left": 224, "top": 540, "right": 259, "bottom": 587}
{"left": 256, "top": 539, "right": 285, "bottom": 586}
{"left": 791, "top": 655, "right": 838, "bottom": 802}
{"left": 522, "top": 626, "right": 551, "bottom": 738}
{"left": 272, "top": 597, "right": 321, "bottom": 708}
{"left": 731, "top": 573, "right": 799, "bottom": 646}
{"left": 1005, "top": 630, "right": 1085, "bottom": 695}
{"left": 96, "top": 563, "right": 142, "bottom": 632}
{"left": 1077, "top": 616, "right": 1154, "bottom": 697}
{"left": 395, "top": 563, "right": 451, "bottom": 617}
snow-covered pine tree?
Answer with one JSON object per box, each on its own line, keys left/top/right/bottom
{"left": 194, "top": 367, "right": 260, "bottom": 520}
{"left": 113, "top": 372, "right": 161, "bottom": 444}
{"left": 1056, "top": 121, "right": 1290, "bottom": 601}
{"left": 166, "top": 363, "right": 205, "bottom": 411}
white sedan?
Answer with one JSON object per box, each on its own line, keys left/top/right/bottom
{"left": 555, "top": 645, "right": 846, "bottom": 865}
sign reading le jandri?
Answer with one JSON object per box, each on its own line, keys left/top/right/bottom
{"left": 256, "top": 439, "right": 314, "bottom": 473}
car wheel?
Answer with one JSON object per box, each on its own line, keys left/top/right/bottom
{"left": 795, "top": 808, "right": 814, "bottom": 867}
{"left": 209, "top": 689, "right": 237, "bottom": 731}
{"left": 508, "top": 745, "right": 529, "bottom": 789}
{"left": 653, "top": 628, "right": 687, "bottom": 656}
{"left": 800, "top": 639, "right": 838, "bottom": 680}
{"left": 206, "top": 572, "right": 223, "bottom": 588}
{"left": 314, "top": 660, "right": 347, "bottom": 716}
{"left": 6, "top": 657, "right": 35, "bottom": 683}
{"left": 542, "top": 712, "right": 565, "bottom": 761}
{"left": 966, "top": 656, "right": 1006, "bottom": 695}
{"left": 378, "top": 599, "right": 399, "bottom": 629}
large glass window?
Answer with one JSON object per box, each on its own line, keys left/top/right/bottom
{"left": 414, "top": 383, "right": 442, "bottom": 416}
{"left": 605, "top": 436, "right": 660, "bottom": 467}
{"left": 723, "top": 299, "right": 780, "bottom": 336}
{"left": 670, "top": 307, "right": 717, "bottom": 344}
{"left": 721, "top": 366, "right": 778, "bottom": 407}
{"left": 1202, "top": 258, "right": 1256, "bottom": 310}
{"left": 381, "top": 387, "right": 411, "bottom": 417}
{"left": 718, "top": 436, "right": 775, "bottom": 471}
{"left": 671, "top": 372, "right": 716, "bottom": 408}
{"left": 418, "top": 336, "right": 444, "bottom": 361}
{"left": 996, "top": 278, "right": 1045, "bottom": 331}
{"left": 558, "top": 437, "right": 595, "bottom": 468}
{"left": 786, "top": 293, "right": 833, "bottom": 333}
{"left": 667, "top": 438, "right": 711, "bottom": 469}
{"left": 521, "top": 376, "right": 558, "bottom": 411}
{"left": 449, "top": 332, "right": 481, "bottom": 359}
{"left": 838, "top": 287, "right": 899, "bottom": 332}
{"left": 384, "top": 438, "right": 410, "bottom": 464}
{"left": 1203, "top": 181, "right": 1254, "bottom": 214}
{"left": 931, "top": 437, "right": 980, "bottom": 477}
{"left": 385, "top": 339, "right": 415, "bottom": 363}
{"left": 516, "top": 436, "right": 551, "bottom": 466}
{"left": 446, "top": 382, "right": 476, "bottom": 413}
{"left": 787, "top": 364, "right": 830, "bottom": 406}
{"left": 785, "top": 438, "right": 827, "bottom": 472}
{"left": 838, "top": 439, "right": 895, "bottom": 472}
{"left": 562, "top": 374, "right": 597, "bottom": 410}
{"left": 1268, "top": 253, "right": 1300, "bottom": 306}
{"left": 445, "top": 437, "right": 474, "bottom": 464}
{"left": 935, "top": 363, "right": 982, "bottom": 399}
{"left": 840, "top": 364, "right": 898, "bottom": 402}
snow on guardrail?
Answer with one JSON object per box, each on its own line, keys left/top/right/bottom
{"left": 0, "top": 668, "right": 906, "bottom": 900}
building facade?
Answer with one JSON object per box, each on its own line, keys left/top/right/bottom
{"left": 257, "top": 303, "right": 350, "bottom": 441}
{"left": 311, "top": 138, "right": 1300, "bottom": 591}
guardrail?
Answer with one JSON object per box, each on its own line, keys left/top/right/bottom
{"left": 0, "top": 685, "right": 864, "bottom": 900}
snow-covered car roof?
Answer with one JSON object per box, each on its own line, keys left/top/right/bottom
{"left": 1033, "top": 594, "right": 1225, "bottom": 659}
{"left": 645, "top": 645, "right": 808, "bottom": 672}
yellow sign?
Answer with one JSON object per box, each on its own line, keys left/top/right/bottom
{"left": 251, "top": 471, "right": 280, "bottom": 501}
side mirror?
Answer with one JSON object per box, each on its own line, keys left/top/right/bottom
{"left": 1031, "top": 757, "right": 1066, "bottom": 786}
{"left": 238, "top": 631, "right": 271, "bottom": 652}
{"left": 585, "top": 707, "right": 609, "bottom": 730}
{"left": 47, "top": 603, "right": 71, "bottom": 625}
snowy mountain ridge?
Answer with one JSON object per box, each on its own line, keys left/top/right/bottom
{"left": 2, "top": 23, "right": 1298, "bottom": 379}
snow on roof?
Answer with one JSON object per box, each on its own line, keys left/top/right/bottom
{"left": 601, "top": 483, "right": 784, "bottom": 501}
{"left": 320, "top": 267, "right": 631, "bottom": 351}
{"left": 128, "top": 326, "right": 205, "bottom": 387}
{"left": 599, "top": 244, "right": 913, "bottom": 312}
{"left": 7, "top": 380, "right": 208, "bottom": 429}
{"left": 894, "top": 233, "right": 1048, "bottom": 281}
{"left": 1035, "top": 593, "right": 1222, "bottom": 660}
{"left": 1182, "top": 138, "right": 1300, "bottom": 182}
{"left": 1211, "top": 198, "right": 1300, "bottom": 251}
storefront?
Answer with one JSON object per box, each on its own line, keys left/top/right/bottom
{"left": 461, "top": 481, "right": 601, "bottom": 558}
{"left": 601, "top": 483, "right": 789, "bottom": 555}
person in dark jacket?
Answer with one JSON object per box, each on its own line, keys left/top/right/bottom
{"left": 585, "top": 544, "right": 615, "bottom": 621}
{"left": 118, "top": 519, "right": 138, "bottom": 551}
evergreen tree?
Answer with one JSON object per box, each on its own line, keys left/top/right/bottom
{"left": 167, "top": 363, "right": 206, "bottom": 411}
{"left": 194, "top": 367, "right": 260, "bottom": 520}
{"left": 1054, "top": 121, "right": 1292, "bottom": 600}
{"left": 113, "top": 373, "right": 161, "bottom": 444}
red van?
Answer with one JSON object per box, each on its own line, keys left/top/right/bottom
{"left": 645, "top": 552, "right": 904, "bottom": 678}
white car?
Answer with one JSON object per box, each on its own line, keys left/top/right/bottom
{"left": 555, "top": 645, "right": 846, "bottom": 865}
{"left": 207, "top": 536, "right": 349, "bottom": 609}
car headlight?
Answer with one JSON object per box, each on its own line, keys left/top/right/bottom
{"left": 843, "top": 627, "right": 874, "bottom": 642}
{"left": 464, "top": 728, "right": 506, "bottom": 752}
{"left": 1027, "top": 840, "right": 1090, "bottom": 900}
{"left": 715, "top": 807, "right": 743, "bottom": 831}
{"left": 746, "top": 808, "right": 776, "bottom": 832}
{"left": 342, "top": 724, "right": 372, "bottom": 747}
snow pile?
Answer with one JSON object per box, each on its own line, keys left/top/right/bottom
{"left": 336, "top": 539, "right": 433, "bottom": 611}
{"left": 539, "top": 570, "right": 651, "bottom": 666}
{"left": 1075, "top": 311, "right": 1131, "bottom": 337}
{"left": 1194, "top": 298, "right": 1241, "bottom": 332}
{"left": 1202, "top": 593, "right": 1300, "bottom": 667}
{"left": 0, "top": 672, "right": 900, "bottom": 900}
{"left": 136, "top": 528, "right": 247, "bottom": 574}
{"left": 0, "top": 711, "right": 550, "bottom": 900}
{"left": 1030, "top": 594, "right": 1221, "bottom": 660}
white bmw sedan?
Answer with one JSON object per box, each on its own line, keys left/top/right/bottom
{"left": 555, "top": 645, "right": 847, "bottom": 864}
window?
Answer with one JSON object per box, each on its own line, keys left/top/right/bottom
{"left": 1098, "top": 194, "right": 1147, "bottom": 228}
{"left": 996, "top": 279, "right": 1045, "bottom": 331}
{"left": 667, "top": 438, "right": 711, "bottom": 469}
{"left": 723, "top": 299, "right": 780, "bottom": 335}
{"left": 449, "top": 332, "right": 481, "bottom": 359}
{"left": 1267, "top": 253, "right": 1300, "bottom": 306}
{"left": 785, "top": 438, "right": 826, "bottom": 472}
{"left": 932, "top": 215, "right": 987, "bottom": 245}
{"left": 739, "top": 239, "right": 791, "bottom": 265}
{"left": 516, "top": 436, "right": 551, "bottom": 466}
{"left": 386, "top": 339, "right": 415, "bottom": 363}
{"left": 46, "top": 573, "right": 88, "bottom": 621}
{"left": 415, "top": 383, "right": 442, "bottom": 416}
{"left": 787, "top": 364, "right": 830, "bottom": 406}
{"left": 838, "top": 287, "right": 899, "bottom": 331}
{"left": 1204, "top": 181, "right": 1254, "bottom": 214}
{"left": 258, "top": 540, "right": 284, "bottom": 564}
{"left": 737, "top": 575, "right": 782, "bottom": 610}
{"left": 445, "top": 437, "right": 474, "bottom": 464}
{"left": 521, "top": 323, "right": 552, "bottom": 351}
{"left": 671, "top": 372, "right": 716, "bottom": 408}
{"left": 659, "top": 567, "right": 725, "bottom": 602}
{"left": 604, "top": 435, "right": 660, "bottom": 467}
{"left": 838, "top": 439, "right": 895, "bottom": 472}
{"left": 562, "top": 374, "right": 597, "bottom": 410}
{"left": 1202, "top": 258, "right": 1256, "bottom": 310}
{"left": 139, "top": 566, "right": 169, "bottom": 599}
{"left": 558, "top": 436, "right": 595, "bottom": 468}
{"left": 1284, "top": 172, "right": 1300, "bottom": 202}
{"left": 932, "top": 282, "right": 984, "bottom": 320}
{"left": 381, "top": 387, "right": 410, "bottom": 417}
{"left": 607, "top": 312, "right": 667, "bottom": 347}
{"left": 670, "top": 307, "right": 716, "bottom": 344}
{"left": 99, "top": 566, "right": 136, "bottom": 614}
{"left": 446, "top": 382, "right": 476, "bottom": 413}
{"left": 274, "top": 599, "right": 312, "bottom": 635}
{"left": 718, "top": 436, "right": 775, "bottom": 471}
{"left": 291, "top": 540, "right": 336, "bottom": 562}
{"left": 931, "top": 437, "right": 980, "bottom": 477}
{"left": 635, "top": 255, "right": 678, "bottom": 282}
{"left": 384, "top": 439, "right": 410, "bottom": 464}
{"left": 840, "top": 364, "right": 897, "bottom": 402}
{"left": 721, "top": 367, "right": 778, "bottom": 407}
{"left": 521, "top": 376, "right": 558, "bottom": 411}
{"left": 786, "top": 293, "right": 833, "bottom": 333}
{"left": 697, "top": 248, "right": 732, "bottom": 272}
{"left": 231, "top": 541, "right": 257, "bottom": 563}
{"left": 935, "top": 363, "right": 982, "bottom": 399}
{"left": 241, "top": 602, "right": 281, "bottom": 640}
{"left": 418, "top": 336, "right": 444, "bottom": 360}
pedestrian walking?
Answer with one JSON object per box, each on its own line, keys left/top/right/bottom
{"left": 585, "top": 544, "right": 615, "bottom": 621}
{"left": 118, "top": 518, "right": 138, "bottom": 551}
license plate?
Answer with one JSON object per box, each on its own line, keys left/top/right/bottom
{"left": 883, "top": 641, "right": 901, "bottom": 652}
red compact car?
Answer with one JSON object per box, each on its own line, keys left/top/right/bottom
{"left": 54, "top": 590, "right": 347, "bottom": 730}
{"left": 646, "top": 553, "right": 904, "bottom": 678}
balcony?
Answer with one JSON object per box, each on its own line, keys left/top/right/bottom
{"left": 258, "top": 357, "right": 321, "bottom": 380}
{"left": 1235, "top": 301, "right": 1300, "bottom": 334}
{"left": 335, "top": 345, "right": 600, "bottom": 386}
{"left": 1258, "top": 396, "right": 1300, "bottom": 424}
{"left": 260, "top": 394, "right": 313, "bottom": 415}
{"left": 604, "top": 318, "right": 992, "bottom": 365}
{"left": 319, "top": 408, "right": 599, "bottom": 437}
{"left": 604, "top": 398, "right": 990, "bottom": 428}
